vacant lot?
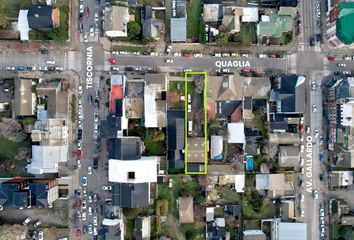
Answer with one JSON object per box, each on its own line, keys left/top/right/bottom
{"left": 168, "top": 81, "right": 195, "bottom": 109}
{"left": 232, "top": 23, "right": 257, "bottom": 45}
{"left": 187, "top": 0, "right": 202, "bottom": 39}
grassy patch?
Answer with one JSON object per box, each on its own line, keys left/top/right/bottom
{"left": 214, "top": 207, "right": 225, "bottom": 218}
{"left": 232, "top": 23, "right": 257, "bottom": 45}
{"left": 269, "top": 31, "right": 293, "bottom": 45}
{"left": 155, "top": 10, "right": 165, "bottom": 20}
{"left": 244, "top": 219, "right": 260, "bottom": 230}
{"left": 180, "top": 225, "right": 205, "bottom": 240}
{"left": 0, "top": 137, "right": 21, "bottom": 159}
{"left": 253, "top": 155, "right": 263, "bottom": 172}
{"left": 187, "top": 0, "right": 202, "bottom": 39}
{"left": 332, "top": 224, "right": 341, "bottom": 240}
{"left": 0, "top": 0, "right": 32, "bottom": 18}
{"left": 112, "top": 45, "right": 150, "bottom": 52}
{"left": 125, "top": 218, "right": 135, "bottom": 239}
{"left": 253, "top": 111, "right": 268, "bottom": 137}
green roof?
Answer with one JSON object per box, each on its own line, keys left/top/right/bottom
{"left": 336, "top": 2, "right": 354, "bottom": 45}
{"left": 258, "top": 12, "right": 292, "bottom": 38}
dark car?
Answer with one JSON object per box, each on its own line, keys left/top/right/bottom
{"left": 79, "top": 13, "right": 83, "bottom": 22}
{"left": 310, "top": 37, "right": 315, "bottom": 46}
{"left": 83, "top": 225, "right": 88, "bottom": 234}
{"left": 47, "top": 66, "right": 55, "bottom": 71}
{"left": 78, "top": 129, "right": 82, "bottom": 139}
{"left": 16, "top": 66, "right": 28, "bottom": 71}
{"left": 333, "top": 71, "right": 341, "bottom": 75}
{"left": 93, "top": 157, "right": 98, "bottom": 169}
{"left": 124, "top": 66, "right": 134, "bottom": 71}
{"left": 79, "top": 22, "right": 84, "bottom": 32}
{"left": 319, "top": 173, "right": 324, "bottom": 181}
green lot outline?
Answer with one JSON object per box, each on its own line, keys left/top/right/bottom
{"left": 184, "top": 72, "right": 208, "bottom": 174}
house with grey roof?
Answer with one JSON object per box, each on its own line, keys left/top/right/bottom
{"left": 141, "top": 6, "right": 165, "bottom": 40}
{"left": 170, "top": 0, "right": 187, "bottom": 42}
{"left": 108, "top": 137, "right": 159, "bottom": 208}
{"left": 243, "top": 230, "right": 266, "bottom": 240}
{"left": 270, "top": 219, "right": 307, "bottom": 240}
{"left": 167, "top": 110, "right": 185, "bottom": 169}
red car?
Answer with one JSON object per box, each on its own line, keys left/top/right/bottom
{"left": 84, "top": 7, "right": 89, "bottom": 17}
{"left": 76, "top": 199, "right": 82, "bottom": 208}
{"left": 299, "top": 123, "right": 304, "bottom": 133}
{"left": 327, "top": 56, "right": 336, "bottom": 61}
{"left": 108, "top": 58, "right": 118, "bottom": 64}
{"left": 76, "top": 229, "right": 82, "bottom": 238}
{"left": 242, "top": 68, "right": 251, "bottom": 73}
{"left": 76, "top": 150, "right": 82, "bottom": 159}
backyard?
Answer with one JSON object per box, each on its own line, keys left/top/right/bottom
{"left": 187, "top": 0, "right": 202, "bottom": 40}
{"left": 168, "top": 80, "right": 195, "bottom": 110}
{"left": 232, "top": 23, "right": 257, "bottom": 45}
{"left": 269, "top": 31, "right": 293, "bottom": 45}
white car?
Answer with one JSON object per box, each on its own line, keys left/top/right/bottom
{"left": 213, "top": 53, "right": 221, "bottom": 57}
{"left": 166, "top": 45, "right": 172, "bottom": 54}
{"left": 300, "top": 144, "right": 304, "bottom": 153}
{"left": 88, "top": 165, "right": 92, "bottom": 175}
{"left": 78, "top": 141, "right": 81, "bottom": 150}
{"left": 222, "top": 53, "right": 230, "bottom": 57}
{"left": 174, "top": 52, "right": 182, "bottom": 57}
{"left": 300, "top": 158, "right": 304, "bottom": 166}
{"left": 83, "top": 187, "right": 87, "bottom": 197}
{"left": 38, "top": 66, "right": 48, "bottom": 71}
{"left": 88, "top": 194, "right": 92, "bottom": 203}
{"left": 82, "top": 200, "right": 87, "bottom": 209}
{"left": 55, "top": 66, "right": 64, "bottom": 71}
{"left": 102, "top": 185, "right": 112, "bottom": 191}
{"left": 5, "top": 66, "right": 15, "bottom": 71}
{"left": 93, "top": 216, "right": 98, "bottom": 226}
{"left": 77, "top": 159, "right": 81, "bottom": 168}
{"left": 300, "top": 167, "right": 304, "bottom": 175}
{"left": 79, "top": 85, "right": 83, "bottom": 94}
{"left": 166, "top": 59, "right": 173, "bottom": 63}
{"left": 79, "top": 5, "right": 84, "bottom": 13}
{"left": 150, "top": 52, "right": 158, "bottom": 56}
{"left": 193, "top": 53, "right": 203, "bottom": 58}
{"left": 312, "top": 104, "right": 317, "bottom": 112}
{"left": 313, "top": 190, "right": 318, "bottom": 199}
{"left": 188, "top": 94, "right": 191, "bottom": 103}
{"left": 84, "top": 34, "right": 88, "bottom": 43}
{"left": 188, "top": 104, "right": 191, "bottom": 112}
{"left": 88, "top": 224, "right": 93, "bottom": 234}
{"left": 183, "top": 68, "right": 192, "bottom": 72}
{"left": 168, "top": 178, "right": 173, "bottom": 188}
{"left": 344, "top": 56, "right": 352, "bottom": 61}
{"left": 300, "top": 209, "right": 305, "bottom": 217}
{"left": 94, "top": 13, "right": 99, "bottom": 22}
{"left": 89, "top": 26, "right": 95, "bottom": 37}
{"left": 82, "top": 211, "right": 86, "bottom": 221}
{"left": 94, "top": 226, "right": 98, "bottom": 235}
{"left": 338, "top": 63, "right": 346, "bottom": 67}
{"left": 314, "top": 129, "right": 319, "bottom": 138}
{"left": 33, "top": 220, "right": 42, "bottom": 228}
{"left": 38, "top": 231, "right": 44, "bottom": 240}
{"left": 300, "top": 193, "right": 304, "bottom": 202}
{"left": 88, "top": 207, "right": 92, "bottom": 215}
{"left": 46, "top": 60, "right": 55, "bottom": 65}
{"left": 23, "top": 217, "right": 31, "bottom": 225}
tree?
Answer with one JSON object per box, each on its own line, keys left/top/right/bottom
{"left": 214, "top": 33, "right": 228, "bottom": 47}
{"left": 0, "top": 6, "right": 9, "bottom": 29}
{"left": 339, "top": 226, "right": 354, "bottom": 240}
{"left": 198, "top": 19, "right": 206, "bottom": 44}
{"left": 51, "top": 27, "right": 68, "bottom": 42}
{"left": 153, "top": 131, "right": 165, "bottom": 141}
{"left": 128, "top": 21, "right": 141, "bottom": 37}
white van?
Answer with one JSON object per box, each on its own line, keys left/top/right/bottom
{"left": 188, "top": 121, "right": 193, "bottom": 134}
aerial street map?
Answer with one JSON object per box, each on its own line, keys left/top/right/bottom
{"left": 0, "top": 0, "right": 353, "bottom": 239}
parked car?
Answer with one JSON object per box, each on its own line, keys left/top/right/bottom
{"left": 88, "top": 225, "right": 93, "bottom": 234}
{"left": 89, "top": 25, "right": 95, "bottom": 36}
{"left": 33, "top": 220, "right": 42, "bottom": 228}
{"left": 94, "top": 12, "right": 99, "bottom": 22}
{"left": 38, "top": 231, "right": 44, "bottom": 240}
{"left": 313, "top": 190, "right": 318, "bottom": 199}
{"left": 93, "top": 216, "right": 98, "bottom": 226}
{"left": 183, "top": 68, "right": 192, "bottom": 72}
{"left": 81, "top": 176, "right": 87, "bottom": 186}
{"left": 88, "top": 165, "right": 92, "bottom": 175}
{"left": 102, "top": 185, "right": 112, "bottom": 191}
{"left": 46, "top": 60, "right": 55, "bottom": 65}
{"left": 84, "top": 7, "right": 90, "bottom": 17}
{"left": 165, "top": 45, "right": 172, "bottom": 54}
{"left": 337, "top": 63, "right": 346, "bottom": 67}
{"left": 312, "top": 104, "right": 317, "bottom": 112}
{"left": 165, "top": 59, "right": 173, "bottom": 63}
{"left": 23, "top": 217, "right": 31, "bottom": 225}
{"left": 344, "top": 56, "right": 352, "bottom": 61}
{"left": 82, "top": 200, "right": 87, "bottom": 209}
{"left": 79, "top": 5, "right": 84, "bottom": 13}
{"left": 193, "top": 53, "right": 203, "bottom": 58}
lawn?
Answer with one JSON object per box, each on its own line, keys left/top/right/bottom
{"left": 0, "top": 137, "right": 21, "bottom": 159}
{"left": 112, "top": 45, "right": 150, "bottom": 52}
{"left": 0, "top": 0, "right": 32, "bottom": 18}
{"left": 332, "top": 224, "right": 341, "bottom": 240}
{"left": 243, "top": 199, "right": 276, "bottom": 219}
{"left": 217, "top": 187, "right": 242, "bottom": 205}
{"left": 187, "top": 0, "right": 202, "bottom": 39}
{"left": 232, "top": 23, "right": 257, "bottom": 45}
{"left": 168, "top": 81, "right": 195, "bottom": 109}
{"left": 269, "top": 31, "right": 293, "bottom": 45}
{"left": 158, "top": 176, "right": 182, "bottom": 219}
{"left": 155, "top": 10, "right": 165, "bottom": 20}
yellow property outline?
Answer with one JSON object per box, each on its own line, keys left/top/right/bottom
{"left": 184, "top": 72, "right": 208, "bottom": 174}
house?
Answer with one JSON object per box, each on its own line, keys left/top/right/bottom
{"left": 14, "top": 79, "right": 36, "bottom": 116}
{"left": 330, "top": 199, "right": 350, "bottom": 217}
{"left": 222, "top": 7, "right": 259, "bottom": 33}
{"left": 144, "top": 74, "right": 167, "bottom": 128}
{"left": 326, "top": 2, "right": 354, "bottom": 48}
{"left": 269, "top": 133, "right": 300, "bottom": 145}
{"left": 109, "top": 137, "right": 158, "bottom": 208}
{"left": 141, "top": 6, "right": 164, "bottom": 40}
{"left": 103, "top": 6, "right": 129, "bottom": 37}
{"left": 206, "top": 207, "right": 214, "bottom": 222}
{"left": 36, "top": 81, "right": 69, "bottom": 119}
{"left": 203, "top": 0, "right": 222, "bottom": 23}
{"left": 178, "top": 197, "right": 194, "bottom": 223}
{"left": 170, "top": 0, "right": 187, "bottom": 42}
{"left": 27, "top": 6, "right": 60, "bottom": 30}
{"left": 280, "top": 200, "right": 295, "bottom": 220}
{"left": 28, "top": 145, "right": 68, "bottom": 174}
{"left": 268, "top": 75, "right": 306, "bottom": 132}
{"left": 257, "top": 11, "right": 292, "bottom": 39}
{"left": 331, "top": 171, "right": 353, "bottom": 188}
{"left": 102, "top": 218, "right": 125, "bottom": 240}
{"left": 256, "top": 174, "right": 294, "bottom": 197}
{"left": 125, "top": 79, "right": 144, "bottom": 119}
{"left": 278, "top": 146, "right": 300, "bottom": 168}
{"left": 243, "top": 230, "right": 266, "bottom": 240}
{"left": 0, "top": 178, "right": 58, "bottom": 210}
{"left": 31, "top": 119, "right": 69, "bottom": 146}
{"left": 206, "top": 218, "right": 226, "bottom": 239}
{"left": 235, "top": 174, "right": 245, "bottom": 193}
{"left": 135, "top": 216, "right": 151, "bottom": 240}
{"left": 167, "top": 110, "right": 185, "bottom": 169}
{"left": 187, "top": 137, "right": 205, "bottom": 164}
{"left": 225, "top": 205, "right": 241, "bottom": 218}
{"left": 270, "top": 219, "right": 307, "bottom": 240}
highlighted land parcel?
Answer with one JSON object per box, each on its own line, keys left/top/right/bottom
{"left": 184, "top": 72, "right": 208, "bottom": 174}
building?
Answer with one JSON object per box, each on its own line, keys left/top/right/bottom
{"left": 167, "top": 110, "right": 185, "bottom": 169}
{"left": 228, "top": 123, "right": 245, "bottom": 145}
{"left": 170, "top": 0, "right": 187, "bottom": 42}
{"left": 203, "top": 0, "right": 222, "bottom": 23}
{"left": 187, "top": 137, "right": 205, "bottom": 164}
{"left": 341, "top": 215, "right": 354, "bottom": 226}
{"left": 331, "top": 171, "right": 353, "bottom": 188}
{"left": 210, "top": 135, "right": 223, "bottom": 160}
{"left": 243, "top": 230, "right": 266, "bottom": 240}
{"left": 109, "top": 137, "right": 158, "bottom": 208}
{"left": 135, "top": 216, "right": 151, "bottom": 240}
{"left": 31, "top": 119, "right": 69, "bottom": 146}
{"left": 326, "top": 2, "right": 354, "bottom": 48}
{"left": 0, "top": 178, "right": 58, "bottom": 210}
{"left": 269, "top": 75, "right": 306, "bottom": 132}
{"left": 278, "top": 146, "right": 300, "bottom": 168}
{"left": 206, "top": 218, "right": 226, "bottom": 239}
{"left": 270, "top": 219, "right": 307, "bottom": 240}
{"left": 141, "top": 6, "right": 164, "bottom": 40}
{"left": 256, "top": 174, "right": 294, "bottom": 197}
{"left": 280, "top": 200, "right": 295, "bottom": 219}
{"left": 222, "top": 7, "right": 259, "bottom": 33}
{"left": 178, "top": 197, "right": 194, "bottom": 223}
{"left": 257, "top": 11, "right": 292, "bottom": 39}
{"left": 103, "top": 6, "right": 129, "bottom": 37}
{"left": 14, "top": 79, "right": 36, "bottom": 116}
{"left": 28, "top": 145, "right": 69, "bottom": 174}
{"left": 144, "top": 74, "right": 167, "bottom": 128}
{"left": 27, "top": 6, "right": 60, "bottom": 30}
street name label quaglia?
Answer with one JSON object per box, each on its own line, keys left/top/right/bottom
{"left": 86, "top": 46, "right": 93, "bottom": 89}
{"left": 215, "top": 60, "right": 251, "bottom": 68}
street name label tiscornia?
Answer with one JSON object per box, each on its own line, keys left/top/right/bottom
{"left": 86, "top": 46, "right": 93, "bottom": 89}
{"left": 215, "top": 60, "right": 251, "bottom": 68}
